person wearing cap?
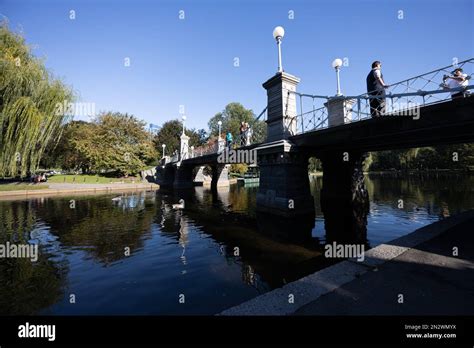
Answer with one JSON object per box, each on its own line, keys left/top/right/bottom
{"left": 443, "top": 68, "right": 468, "bottom": 99}
{"left": 366, "top": 61, "right": 390, "bottom": 117}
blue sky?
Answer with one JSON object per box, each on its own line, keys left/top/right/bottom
{"left": 2, "top": 0, "right": 473, "bottom": 131}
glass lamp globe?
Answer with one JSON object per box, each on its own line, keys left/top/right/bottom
{"left": 273, "top": 26, "right": 285, "bottom": 40}
{"left": 332, "top": 58, "right": 343, "bottom": 69}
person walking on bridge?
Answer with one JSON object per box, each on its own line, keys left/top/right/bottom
{"left": 366, "top": 61, "right": 389, "bottom": 117}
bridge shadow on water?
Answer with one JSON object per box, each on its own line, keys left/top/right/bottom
{"left": 160, "top": 183, "right": 370, "bottom": 288}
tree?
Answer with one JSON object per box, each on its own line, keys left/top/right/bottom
{"left": 46, "top": 113, "right": 158, "bottom": 175}
{"left": 368, "top": 145, "right": 474, "bottom": 172}
{"left": 0, "top": 22, "right": 74, "bottom": 178}
{"left": 41, "top": 121, "right": 93, "bottom": 172}
{"left": 208, "top": 102, "right": 266, "bottom": 143}
{"left": 153, "top": 120, "right": 205, "bottom": 157}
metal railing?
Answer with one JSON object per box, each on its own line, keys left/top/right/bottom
{"left": 161, "top": 58, "right": 473, "bottom": 160}
{"left": 293, "top": 58, "right": 474, "bottom": 134}
{"left": 163, "top": 106, "right": 268, "bottom": 162}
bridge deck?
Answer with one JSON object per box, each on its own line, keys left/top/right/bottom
{"left": 181, "top": 143, "right": 262, "bottom": 166}
{"left": 173, "top": 97, "right": 474, "bottom": 166}
{"left": 291, "top": 97, "right": 474, "bottom": 154}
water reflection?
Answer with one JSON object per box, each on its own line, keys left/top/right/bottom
{"left": 0, "top": 174, "right": 472, "bottom": 314}
{"left": 0, "top": 200, "right": 67, "bottom": 314}
{"left": 33, "top": 192, "right": 156, "bottom": 265}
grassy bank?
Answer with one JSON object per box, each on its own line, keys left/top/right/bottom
{"left": 47, "top": 174, "right": 140, "bottom": 184}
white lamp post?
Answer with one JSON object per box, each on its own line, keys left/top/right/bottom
{"left": 181, "top": 115, "right": 187, "bottom": 134}
{"left": 190, "top": 145, "right": 194, "bottom": 158}
{"left": 162, "top": 144, "right": 166, "bottom": 158}
{"left": 273, "top": 26, "right": 285, "bottom": 73}
{"left": 332, "top": 58, "right": 343, "bottom": 96}
{"left": 217, "top": 120, "right": 222, "bottom": 138}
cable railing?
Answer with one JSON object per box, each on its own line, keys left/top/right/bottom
{"left": 292, "top": 58, "right": 474, "bottom": 134}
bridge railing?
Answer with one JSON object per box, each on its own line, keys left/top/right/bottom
{"left": 191, "top": 141, "right": 219, "bottom": 158}
{"left": 292, "top": 58, "right": 474, "bottom": 134}
{"left": 186, "top": 106, "right": 268, "bottom": 159}
{"left": 228, "top": 106, "right": 268, "bottom": 148}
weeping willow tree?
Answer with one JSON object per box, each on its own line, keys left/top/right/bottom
{"left": 0, "top": 21, "right": 74, "bottom": 178}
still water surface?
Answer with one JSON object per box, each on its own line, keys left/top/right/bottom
{"left": 0, "top": 174, "right": 472, "bottom": 315}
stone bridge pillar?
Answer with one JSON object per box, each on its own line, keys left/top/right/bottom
{"left": 210, "top": 164, "right": 230, "bottom": 190}
{"left": 173, "top": 164, "right": 194, "bottom": 189}
{"left": 325, "top": 97, "right": 354, "bottom": 127}
{"left": 193, "top": 166, "right": 207, "bottom": 186}
{"left": 217, "top": 137, "right": 225, "bottom": 153}
{"left": 256, "top": 72, "right": 314, "bottom": 217}
{"left": 156, "top": 164, "right": 175, "bottom": 188}
{"left": 319, "top": 151, "right": 369, "bottom": 243}
{"left": 263, "top": 72, "right": 299, "bottom": 142}
{"left": 180, "top": 133, "right": 190, "bottom": 161}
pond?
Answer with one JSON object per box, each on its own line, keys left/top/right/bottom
{"left": 0, "top": 174, "right": 473, "bottom": 315}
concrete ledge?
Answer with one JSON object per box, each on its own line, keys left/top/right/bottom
{"left": 220, "top": 261, "right": 368, "bottom": 316}
{"left": 0, "top": 183, "right": 159, "bottom": 200}
{"left": 350, "top": 210, "right": 474, "bottom": 267}
{"left": 219, "top": 210, "right": 474, "bottom": 316}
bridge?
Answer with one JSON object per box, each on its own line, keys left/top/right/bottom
{"left": 154, "top": 52, "right": 474, "bottom": 234}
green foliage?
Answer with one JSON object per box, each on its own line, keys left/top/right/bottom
{"left": 369, "top": 144, "right": 474, "bottom": 171}
{"left": 46, "top": 113, "right": 158, "bottom": 176}
{"left": 363, "top": 153, "right": 373, "bottom": 172}
{"left": 0, "top": 22, "right": 74, "bottom": 178}
{"left": 230, "top": 163, "right": 248, "bottom": 175}
{"left": 153, "top": 119, "right": 205, "bottom": 157}
{"left": 308, "top": 157, "right": 322, "bottom": 172}
{"left": 208, "top": 102, "right": 266, "bottom": 142}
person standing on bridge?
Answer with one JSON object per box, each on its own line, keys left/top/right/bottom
{"left": 226, "top": 131, "right": 233, "bottom": 149}
{"left": 239, "top": 122, "right": 247, "bottom": 146}
{"left": 443, "top": 68, "right": 469, "bottom": 99}
{"left": 366, "top": 61, "right": 389, "bottom": 117}
{"left": 245, "top": 122, "right": 252, "bottom": 146}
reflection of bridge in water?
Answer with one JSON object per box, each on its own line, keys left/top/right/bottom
{"left": 154, "top": 57, "right": 474, "bottom": 241}
{"left": 158, "top": 186, "right": 357, "bottom": 289}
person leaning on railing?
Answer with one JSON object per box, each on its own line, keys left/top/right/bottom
{"left": 239, "top": 122, "right": 246, "bottom": 146}
{"left": 245, "top": 123, "right": 252, "bottom": 146}
{"left": 366, "top": 60, "right": 390, "bottom": 117}
{"left": 442, "top": 68, "right": 470, "bottom": 99}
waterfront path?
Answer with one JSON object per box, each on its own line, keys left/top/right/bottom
{"left": 0, "top": 182, "right": 159, "bottom": 199}
{"left": 220, "top": 210, "right": 474, "bottom": 315}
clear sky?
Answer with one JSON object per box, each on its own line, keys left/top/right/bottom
{"left": 2, "top": 0, "right": 473, "bottom": 131}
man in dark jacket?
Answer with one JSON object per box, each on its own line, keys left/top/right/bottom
{"left": 366, "top": 61, "right": 389, "bottom": 117}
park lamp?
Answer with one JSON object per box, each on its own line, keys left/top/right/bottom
{"left": 217, "top": 120, "right": 222, "bottom": 138}
{"left": 332, "top": 58, "right": 343, "bottom": 96}
{"left": 162, "top": 144, "right": 166, "bottom": 157}
{"left": 273, "top": 26, "right": 285, "bottom": 73}
{"left": 181, "top": 115, "right": 187, "bottom": 134}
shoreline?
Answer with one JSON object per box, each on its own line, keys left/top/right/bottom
{"left": 0, "top": 182, "right": 159, "bottom": 200}
{"left": 309, "top": 170, "right": 474, "bottom": 176}
{"left": 219, "top": 209, "right": 474, "bottom": 315}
